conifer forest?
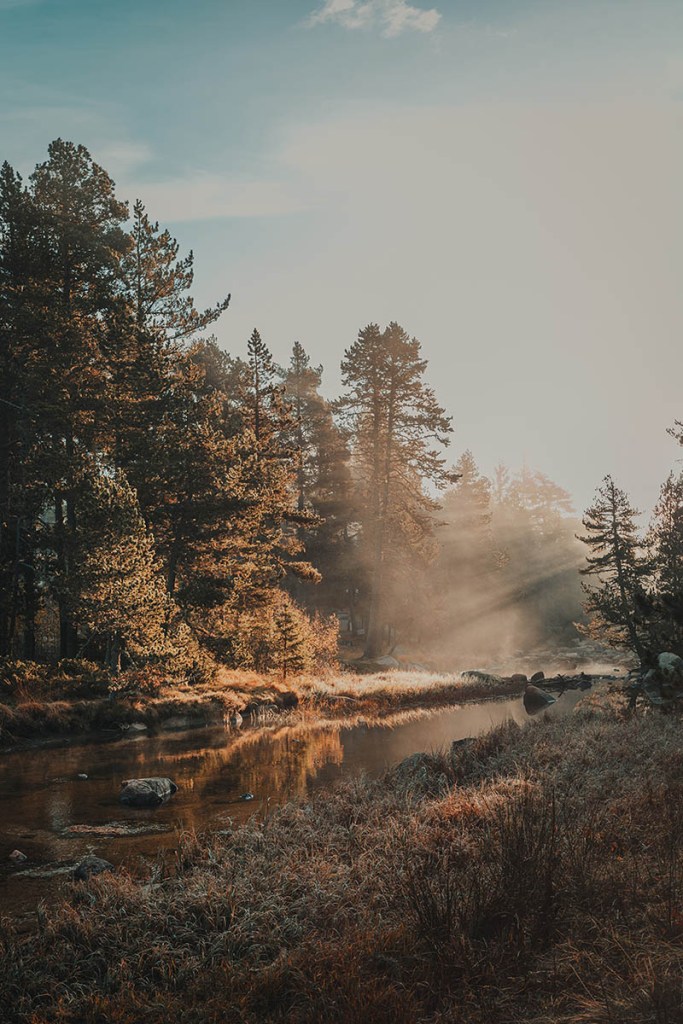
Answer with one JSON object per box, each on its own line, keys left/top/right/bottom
{"left": 2, "top": 141, "right": 683, "bottom": 683}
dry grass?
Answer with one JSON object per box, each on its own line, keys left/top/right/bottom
{"left": 2, "top": 702, "right": 683, "bottom": 1022}
{"left": 0, "top": 661, "right": 525, "bottom": 747}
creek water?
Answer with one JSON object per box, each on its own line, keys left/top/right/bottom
{"left": 0, "top": 690, "right": 584, "bottom": 926}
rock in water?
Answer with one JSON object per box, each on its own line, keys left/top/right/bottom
{"left": 9, "top": 849, "right": 27, "bottom": 864}
{"left": 229, "top": 712, "right": 243, "bottom": 727}
{"left": 658, "top": 652, "right": 683, "bottom": 683}
{"left": 73, "top": 855, "right": 114, "bottom": 881}
{"left": 461, "top": 670, "right": 503, "bottom": 686}
{"left": 530, "top": 671, "right": 545, "bottom": 683}
{"left": 373, "top": 655, "right": 400, "bottom": 669}
{"left": 119, "top": 777, "right": 178, "bottom": 807}
{"left": 523, "top": 684, "right": 557, "bottom": 714}
{"left": 239, "top": 792, "right": 255, "bottom": 801}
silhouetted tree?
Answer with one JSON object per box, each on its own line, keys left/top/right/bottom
{"left": 578, "top": 475, "right": 649, "bottom": 663}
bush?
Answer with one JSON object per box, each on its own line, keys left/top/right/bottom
{"left": 0, "top": 658, "right": 49, "bottom": 698}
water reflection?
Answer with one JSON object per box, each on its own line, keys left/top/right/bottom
{"left": 0, "top": 691, "right": 583, "bottom": 923}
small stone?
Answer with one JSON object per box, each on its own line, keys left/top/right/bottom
{"left": 9, "top": 849, "right": 27, "bottom": 864}
{"left": 77, "top": 773, "right": 88, "bottom": 780}
{"left": 73, "top": 855, "right": 114, "bottom": 881}
{"left": 229, "top": 712, "right": 243, "bottom": 727}
{"left": 239, "top": 792, "right": 255, "bottom": 801}
{"left": 530, "top": 671, "right": 545, "bottom": 683}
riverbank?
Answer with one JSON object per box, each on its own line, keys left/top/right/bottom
{"left": 2, "top": 691, "right": 681, "bottom": 1023}
{"left": 0, "top": 660, "right": 532, "bottom": 750}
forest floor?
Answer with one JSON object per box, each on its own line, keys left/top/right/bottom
{"left": 1, "top": 688, "right": 681, "bottom": 1023}
{"left": 0, "top": 661, "right": 536, "bottom": 750}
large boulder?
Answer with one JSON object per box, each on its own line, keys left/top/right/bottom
{"left": 631, "top": 653, "right": 683, "bottom": 707}
{"left": 523, "top": 684, "right": 556, "bottom": 715}
{"left": 119, "top": 777, "right": 178, "bottom": 807}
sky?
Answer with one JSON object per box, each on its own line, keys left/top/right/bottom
{"left": 1, "top": 0, "right": 683, "bottom": 515}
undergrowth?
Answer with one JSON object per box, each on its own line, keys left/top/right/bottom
{"left": 1, "top": 703, "right": 683, "bottom": 1022}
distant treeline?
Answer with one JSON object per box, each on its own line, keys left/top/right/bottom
{"left": 5, "top": 139, "right": 670, "bottom": 678}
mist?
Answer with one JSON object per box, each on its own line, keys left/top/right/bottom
{"left": 375, "top": 453, "right": 593, "bottom": 673}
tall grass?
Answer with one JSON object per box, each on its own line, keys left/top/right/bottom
{"left": 2, "top": 703, "right": 683, "bottom": 1021}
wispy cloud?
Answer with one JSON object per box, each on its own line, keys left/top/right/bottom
{"left": 128, "top": 174, "right": 309, "bottom": 223}
{"left": 93, "top": 141, "right": 153, "bottom": 178}
{"left": 307, "top": 0, "right": 441, "bottom": 38}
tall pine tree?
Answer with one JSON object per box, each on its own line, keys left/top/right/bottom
{"left": 338, "top": 322, "right": 453, "bottom": 658}
{"left": 578, "top": 475, "right": 649, "bottom": 663}
{"left": 281, "top": 341, "right": 353, "bottom": 612}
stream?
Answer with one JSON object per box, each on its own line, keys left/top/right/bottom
{"left": 0, "top": 690, "right": 584, "bottom": 926}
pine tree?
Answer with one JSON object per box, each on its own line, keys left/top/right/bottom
{"left": 338, "top": 322, "right": 454, "bottom": 658}
{"left": 0, "top": 161, "right": 41, "bottom": 656}
{"left": 280, "top": 341, "right": 353, "bottom": 611}
{"left": 578, "top": 475, "right": 650, "bottom": 663}
{"left": 114, "top": 201, "right": 230, "bottom": 523}
{"left": 645, "top": 472, "right": 683, "bottom": 654}
{"left": 273, "top": 597, "right": 311, "bottom": 680}
{"left": 71, "top": 469, "right": 170, "bottom": 672}
{"left": 26, "top": 140, "right": 131, "bottom": 657}
{"left": 239, "top": 329, "right": 291, "bottom": 448}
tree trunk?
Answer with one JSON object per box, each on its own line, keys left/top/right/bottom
{"left": 22, "top": 552, "right": 36, "bottom": 660}
{"left": 364, "top": 365, "right": 396, "bottom": 660}
{"left": 164, "top": 515, "right": 185, "bottom": 633}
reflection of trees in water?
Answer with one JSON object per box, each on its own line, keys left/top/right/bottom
{"left": 117, "top": 724, "right": 348, "bottom": 835}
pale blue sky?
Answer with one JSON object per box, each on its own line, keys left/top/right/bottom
{"left": 2, "top": 0, "right": 683, "bottom": 513}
